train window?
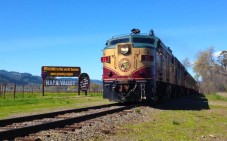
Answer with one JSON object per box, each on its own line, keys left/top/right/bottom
{"left": 132, "top": 37, "right": 155, "bottom": 44}
{"left": 171, "top": 57, "right": 174, "bottom": 64}
{"left": 110, "top": 38, "right": 129, "bottom": 45}
{"left": 157, "top": 41, "right": 162, "bottom": 55}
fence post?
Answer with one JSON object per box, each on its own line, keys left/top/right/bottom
{"left": 42, "top": 80, "right": 45, "bottom": 96}
{"left": 22, "top": 84, "right": 25, "bottom": 97}
{"left": 31, "top": 85, "right": 34, "bottom": 94}
{"left": 14, "top": 83, "right": 16, "bottom": 99}
{"left": 0, "top": 84, "right": 2, "bottom": 95}
{"left": 3, "top": 83, "right": 6, "bottom": 99}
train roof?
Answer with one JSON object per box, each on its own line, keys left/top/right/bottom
{"left": 105, "top": 29, "right": 161, "bottom": 49}
{"left": 111, "top": 33, "right": 155, "bottom": 39}
{"left": 105, "top": 29, "right": 173, "bottom": 54}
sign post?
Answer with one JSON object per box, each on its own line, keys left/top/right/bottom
{"left": 41, "top": 71, "right": 47, "bottom": 96}
{"left": 78, "top": 73, "right": 90, "bottom": 96}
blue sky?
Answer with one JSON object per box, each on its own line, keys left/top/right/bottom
{"left": 0, "top": 0, "right": 226, "bottom": 80}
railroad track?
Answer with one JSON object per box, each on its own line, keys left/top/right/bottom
{"left": 0, "top": 103, "right": 137, "bottom": 140}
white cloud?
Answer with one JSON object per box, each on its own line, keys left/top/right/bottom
{"left": 213, "top": 51, "right": 222, "bottom": 57}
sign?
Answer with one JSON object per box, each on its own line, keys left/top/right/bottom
{"left": 79, "top": 73, "right": 90, "bottom": 91}
{"left": 41, "top": 66, "right": 81, "bottom": 96}
{"left": 45, "top": 80, "right": 77, "bottom": 86}
{"left": 41, "top": 66, "right": 81, "bottom": 77}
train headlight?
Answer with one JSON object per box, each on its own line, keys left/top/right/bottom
{"left": 119, "top": 44, "right": 130, "bottom": 55}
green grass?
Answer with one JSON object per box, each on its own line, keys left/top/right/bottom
{"left": 206, "top": 93, "right": 227, "bottom": 101}
{"left": 135, "top": 107, "right": 141, "bottom": 114}
{"left": 0, "top": 92, "right": 109, "bottom": 119}
{"left": 122, "top": 110, "right": 227, "bottom": 141}
{"left": 101, "top": 93, "right": 227, "bottom": 141}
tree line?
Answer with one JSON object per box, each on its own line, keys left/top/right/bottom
{"left": 184, "top": 48, "right": 227, "bottom": 94}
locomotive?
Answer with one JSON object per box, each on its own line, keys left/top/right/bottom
{"left": 101, "top": 29, "right": 198, "bottom": 102}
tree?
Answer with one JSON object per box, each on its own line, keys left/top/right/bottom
{"left": 90, "top": 83, "right": 101, "bottom": 93}
{"left": 193, "top": 48, "right": 227, "bottom": 93}
{"left": 182, "top": 57, "right": 192, "bottom": 70}
{"left": 216, "top": 50, "right": 227, "bottom": 91}
{"left": 193, "top": 47, "right": 216, "bottom": 94}
{"left": 217, "top": 50, "right": 227, "bottom": 75}
{"left": 193, "top": 48, "right": 214, "bottom": 78}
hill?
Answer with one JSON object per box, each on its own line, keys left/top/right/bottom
{"left": 0, "top": 70, "right": 102, "bottom": 85}
{"left": 0, "top": 70, "right": 42, "bottom": 84}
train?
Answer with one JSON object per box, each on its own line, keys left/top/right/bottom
{"left": 101, "top": 29, "right": 198, "bottom": 102}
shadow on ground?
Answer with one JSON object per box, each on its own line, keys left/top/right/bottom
{"left": 151, "top": 93, "right": 210, "bottom": 110}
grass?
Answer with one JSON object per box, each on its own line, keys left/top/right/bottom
{"left": 101, "top": 93, "right": 227, "bottom": 141}
{"left": 1, "top": 92, "right": 226, "bottom": 140}
{"left": 122, "top": 110, "right": 227, "bottom": 141}
{"left": 135, "top": 107, "right": 141, "bottom": 114}
{"left": 206, "top": 93, "right": 227, "bottom": 101}
{"left": 0, "top": 92, "right": 110, "bottom": 119}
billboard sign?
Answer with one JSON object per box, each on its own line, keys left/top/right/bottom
{"left": 41, "top": 66, "right": 81, "bottom": 77}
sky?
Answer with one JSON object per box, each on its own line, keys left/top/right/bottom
{"left": 0, "top": 0, "right": 227, "bottom": 80}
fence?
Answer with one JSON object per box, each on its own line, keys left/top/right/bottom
{"left": 0, "top": 83, "right": 103, "bottom": 99}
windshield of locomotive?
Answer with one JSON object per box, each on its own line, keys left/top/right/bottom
{"left": 132, "top": 37, "right": 155, "bottom": 44}
{"left": 109, "top": 37, "right": 130, "bottom": 45}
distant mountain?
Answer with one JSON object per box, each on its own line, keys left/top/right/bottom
{"left": 90, "top": 79, "right": 102, "bottom": 84}
{"left": 0, "top": 70, "right": 102, "bottom": 85}
{"left": 0, "top": 70, "right": 42, "bottom": 84}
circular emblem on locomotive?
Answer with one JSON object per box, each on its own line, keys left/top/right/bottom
{"left": 119, "top": 58, "right": 131, "bottom": 72}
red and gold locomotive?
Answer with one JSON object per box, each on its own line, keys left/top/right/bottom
{"left": 101, "top": 29, "right": 198, "bottom": 102}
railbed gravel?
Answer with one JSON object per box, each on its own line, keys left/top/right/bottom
{"left": 19, "top": 106, "right": 157, "bottom": 141}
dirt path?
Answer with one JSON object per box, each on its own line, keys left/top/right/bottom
{"left": 217, "top": 92, "right": 227, "bottom": 97}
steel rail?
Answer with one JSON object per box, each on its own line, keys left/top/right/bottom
{"left": 0, "top": 103, "right": 118, "bottom": 127}
{"left": 0, "top": 104, "right": 135, "bottom": 140}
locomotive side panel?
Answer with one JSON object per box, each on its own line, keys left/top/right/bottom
{"left": 169, "top": 55, "right": 175, "bottom": 85}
